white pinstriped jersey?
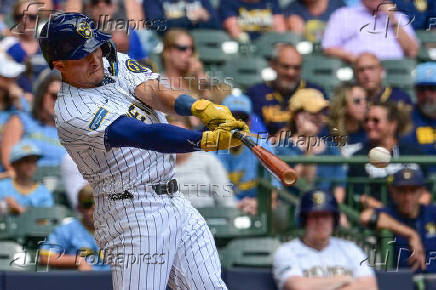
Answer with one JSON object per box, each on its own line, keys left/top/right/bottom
{"left": 54, "top": 52, "right": 175, "bottom": 196}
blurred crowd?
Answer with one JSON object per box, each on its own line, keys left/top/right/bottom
{"left": 0, "top": 0, "right": 435, "bottom": 279}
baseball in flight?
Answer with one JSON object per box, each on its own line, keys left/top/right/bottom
{"left": 369, "top": 147, "right": 391, "bottom": 168}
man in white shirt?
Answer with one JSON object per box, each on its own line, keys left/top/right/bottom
{"left": 273, "top": 189, "right": 377, "bottom": 290}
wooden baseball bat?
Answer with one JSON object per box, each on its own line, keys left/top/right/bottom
{"left": 232, "top": 131, "right": 297, "bottom": 186}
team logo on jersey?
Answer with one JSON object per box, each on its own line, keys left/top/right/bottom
{"left": 89, "top": 107, "right": 109, "bottom": 131}
{"left": 125, "top": 59, "right": 150, "bottom": 73}
{"left": 313, "top": 191, "right": 325, "bottom": 206}
{"left": 426, "top": 222, "right": 436, "bottom": 237}
{"left": 77, "top": 22, "right": 93, "bottom": 39}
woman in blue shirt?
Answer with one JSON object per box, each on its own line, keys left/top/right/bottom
{"left": 1, "top": 70, "right": 66, "bottom": 173}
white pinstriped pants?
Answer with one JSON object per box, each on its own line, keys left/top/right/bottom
{"left": 94, "top": 189, "right": 227, "bottom": 290}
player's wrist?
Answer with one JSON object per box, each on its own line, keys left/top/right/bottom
{"left": 174, "top": 94, "right": 196, "bottom": 116}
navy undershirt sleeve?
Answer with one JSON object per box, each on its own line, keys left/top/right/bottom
{"left": 105, "top": 116, "right": 202, "bottom": 153}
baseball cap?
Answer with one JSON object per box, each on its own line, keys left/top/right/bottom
{"left": 10, "top": 140, "right": 42, "bottom": 164}
{"left": 415, "top": 62, "right": 436, "bottom": 86}
{"left": 222, "top": 93, "right": 252, "bottom": 114}
{"left": 391, "top": 168, "right": 424, "bottom": 187}
{"left": 289, "top": 88, "right": 328, "bottom": 113}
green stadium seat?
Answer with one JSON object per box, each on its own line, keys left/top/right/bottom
{"left": 221, "top": 56, "right": 268, "bottom": 89}
{"left": 381, "top": 59, "right": 416, "bottom": 90}
{"left": 254, "top": 31, "right": 301, "bottom": 60}
{"left": 191, "top": 30, "right": 234, "bottom": 65}
{"left": 416, "top": 30, "right": 436, "bottom": 61}
{"left": 222, "top": 237, "right": 282, "bottom": 268}
{"left": 34, "top": 166, "right": 64, "bottom": 192}
{"left": 0, "top": 241, "right": 30, "bottom": 271}
{"left": 0, "top": 215, "right": 20, "bottom": 241}
{"left": 302, "top": 55, "right": 344, "bottom": 95}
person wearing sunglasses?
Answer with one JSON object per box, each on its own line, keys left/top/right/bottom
{"left": 0, "top": 140, "right": 53, "bottom": 215}
{"left": 354, "top": 53, "right": 413, "bottom": 109}
{"left": 329, "top": 83, "right": 368, "bottom": 157}
{"left": 1, "top": 69, "right": 67, "bottom": 176}
{"left": 402, "top": 62, "right": 436, "bottom": 175}
{"left": 348, "top": 101, "right": 430, "bottom": 209}
{"left": 39, "top": 184, "right": 110, "bottom": 271}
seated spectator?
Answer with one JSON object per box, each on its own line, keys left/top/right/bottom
{"left": 273, "top": 189, "right": 377, "bottom": 290}
{"left": 217, "top": 93, "right": 275, "bottom": 215}
{"left": 168, "top": 116, "right": 237, "bottom": 208}
{"left": 361, "top": 168, "right": 433, "bottom": 272}
{"left": 276, "top": 88, "right": 347, "bottom": 204}
{"left": 39, "top": 184, "right": 110, "bottom": 271}
{"left": 284, "top": 0, "right": 345, "bottom": 43}
{"left": 1, "top": 69, "right": 67, "bottom": 173}
{"left": 328, "top": 83, "right": 368, "bottom": 157}
{"left": 322, "top": 0, "right": 418, "bottom": 62}
{"left": 143, "top": 0, "right": 220, "bottom": 31}
{"left": 248, "top": 43, "right": 327, "bottom": 135}
{"left": 219, "top": 0, "right": 286, "bottom": 42}
{"left": 87, "top": 0, "right": 148, "bottom": 62}
{"left": 354, "top": 53, "right": 413, "bottom": 109}
{"left": 393, "top": 0, "right": 436, "bottom": 30}
{"left": 0, "top": 140, "right": 53, "bottom": 214}
{"left": 348, "top": 101, "right": 424, "bottom": 204}
{"left": 401, "top": 62, "right": 436, "bottom": 175}
{"left": 0, "top": 0, "right": 48, "bottom": 80}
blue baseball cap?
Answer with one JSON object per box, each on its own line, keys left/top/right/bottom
{"left": 391, "top": 168, "right": 424, "bottom": 187}
{"left": 10, "top": 140, "right": 42, "bottom": 164}
{"left": 416, "top": 62, "right": 436, "bottom": 86}
{"left": 222, "top": 93, "right": 252, "bottom": 114}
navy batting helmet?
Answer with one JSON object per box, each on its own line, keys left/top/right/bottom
{"left": 297, "top": 189, "right": 339, "bottom": 228}
{"left": 38, "top": 12, "right": 118, "bottom": 76}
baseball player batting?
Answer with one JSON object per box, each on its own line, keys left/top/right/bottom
{"left": 38, "top": 12, "right": 249, "bottom": 289}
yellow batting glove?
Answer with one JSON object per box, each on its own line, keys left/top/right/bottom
{"left": 217, "top": 120, "right": 250, "bottom": 135}
{"left": 191, "top": 99, "right": 236, "bottom": 130}
{"left": 201, "top": 129, "right": 242, "bottom": 152}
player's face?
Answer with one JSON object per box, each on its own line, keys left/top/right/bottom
{"left": 55, "top": 47, "right": 105, "bottom": 88}
{"left": 305, "top": 212, "right": 334, "bottom": 240}
{"left": 355, "top": 55, "right": 383, "bottom": 92}
{"left": 272, "top": 47, "right": 302, "bottom": 91}
{"left": 11, "top": 156, "right": 38, "bottom": 180}
{"left": 365, "top": 106, "right": 396, "bottom": 143}
{"left": 168, "top": 34, "right": 194, "bottom": 73}
{"left": 391, "top": 186, "right": 423, "bottom": 218}
{"left": 346, "top": 87, "right": 367, "bottom": 122}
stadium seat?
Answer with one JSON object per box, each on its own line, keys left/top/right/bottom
{"left": 0, "top": 215, "right": 19, "bottom": 241}
{"left": 381, "top": 59, "right": 416, "bottom": 90}
{"left": 222, "top": 237, "right": 281, "bottom": 268}
{"left": 191, "top": 30, "right": 235, "bottom": 65}
{"left": 225, "top": 267, "right": 278, "bottom": 290}
{"left": 254, "top": 31, "right": 301, "bottom": 60}
{"left": 0, "top": 241, "right": 30, "bottom": 271}
{"left": 34, "top": 166, "right": 64, "bottom": 192}
{"left": 416, "top": 30, "right": 436, "bottom": 61}
{"left": 197, "top": 207, "right": 268, "bottom": 241}
{"left": 302, "top": 55, "right": 344, "bottom": 95}
{"left": 221, "top": 56, "right": 268, "bottom": 89}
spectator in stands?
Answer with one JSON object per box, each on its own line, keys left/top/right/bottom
{"left": 1, "top": 69, "right": 67, "bottom": 174}
{"left": 168, "top": 115, "right": 237, "bottom": 208}
{"left": 284, "top": 0, "right": 345, "bottom": 43}
{"left": 322, "top": 0, "right": 419, "bottom": 62}
{"left": 402, "top": 62, "right": 436, "bottom": 175}
{"left": 217, "top": 93, "right": 276, "bottom": 215}
{"left": 328, "top": 83, "right": 368, "bottom": 157}
{"left": 347, "top": 101, "right": 428, "bottom": 205}
{"left": 273, "top": 189, "right": 377, "bottom": 290}
{"left": 360, "top": 168, "right": 432, "bottom": 272}
{"left": 219, "top": 0, "right": 286, "bottom": 42}
{"left": 354, "top": 53, "right": 413, "bottom": 109}
{"left": 143, "top": 0, "right": 220, "bottom": 31}
{"left": 248, "top": 43, "right": 327, "bottom": 135}
{"left": 39, "top": 184, "right": 110, "bottom": 271}
{"left": 87, "top": 0, "right": 148, "bottom": 62}
{"left": 0, "top": 0, "right": 48, "bottom": 79}
{"left": 393, "top": 0, "right": 436, "bottom": 30}
{"left": 276, "top": 88, "right": 347, "bottom": 204}
{"left": 0, "top": 140, "right": 53, "bottom": 214}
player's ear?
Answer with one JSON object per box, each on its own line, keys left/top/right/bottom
{"left": 52, "top": 60, "right": 66, "bottom": 72}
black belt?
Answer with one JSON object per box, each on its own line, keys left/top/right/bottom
{"left": 108, "top": 179, "right": 178, "bottom": 200}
